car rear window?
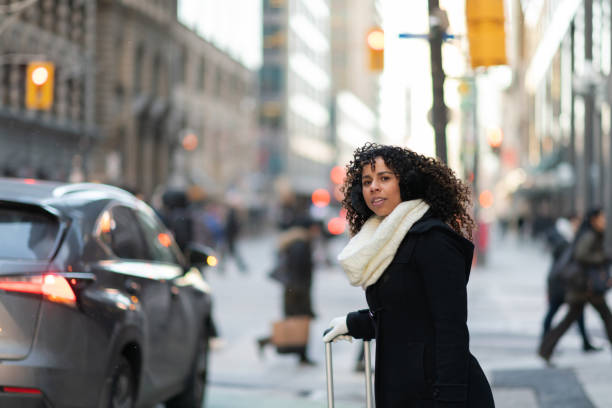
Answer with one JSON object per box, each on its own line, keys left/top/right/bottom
{"left": 0, "top": 206, "right": 60, "bottom": 260}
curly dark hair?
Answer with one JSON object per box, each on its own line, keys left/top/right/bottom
{"left": 341, "top": 143, "right": 475, "bottom": 239}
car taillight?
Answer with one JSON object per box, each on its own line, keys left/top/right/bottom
{"left": 0, "top": 274, "right": 76, "bottom": 306}
{"left": 2, "top": 386, "right": 42, "bottom": 394}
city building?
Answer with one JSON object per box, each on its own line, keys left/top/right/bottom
{"left": 0, "top": 0, "right": 258, "bottom": 200}
{"left": 0, "top": 0, "right": 96, "bottom": 181}
{"left": 96, "top": 0, "right": 258, "bottom": 198}
{"left": 93, "top": 0, "right": 178, "bottom": 196}
{"left": 509, "top": 0, "right": 611, "bottom": 218}
{"left": 330, "top": 0, "right": 381, "bottom": 167}
{"left": 171, "top": 23, "right": 258, "bottom": 197}
{"left": 260, "top": 0, "right": 333, "bottom": 198}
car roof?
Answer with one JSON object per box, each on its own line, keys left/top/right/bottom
{"left": 0, "top": 178, "right": 139, "bottom": 213}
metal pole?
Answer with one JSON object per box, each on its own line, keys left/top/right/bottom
{"left": 569, "top": 22, "right": 577, "bottom": 213}
{"left": 428, "top": 0, "right": 448, "bottom": 164}
{"left": 584, "top": 0, "right": 594, "bottom": 209}
{"left": 473, "top": 78, "right": 479, "bottom": 217}
{"left": 325, "top": 342, "right": 334, "bottom": 408}
{"left": 364, "top": 340, "right": 374, "bottom": 408}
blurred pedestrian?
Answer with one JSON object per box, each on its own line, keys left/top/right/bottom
{"left": 161, "top": 186, "right": 224, "bottom": 348}
{"left": 222, "top": 203, "right": 248, "bottom": 273}
{"left": 158, "top": 190, "right": 192, "bottom": 253}
{"left": 187, "top": 186, "right": 224, "bottom": 250}
{"left": 539, "top": 208, "right": 612, "bottom": 363}
{"left": 540, "top": 213, "right": 599, "bottom": 352}
{"left": 323, "top": 143, "right": 494, "bottom": 408}
{"left": 257, "top": 218, "right": 320, "bottom": 365}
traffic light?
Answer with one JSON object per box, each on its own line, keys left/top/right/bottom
{"left": 465, "top": 0, "right": 507, "bottom": 69}
{"left": 487, "top": 128, "right": 503, "bottom": 154}
{"left": 366, "top": 27, "right": 384, "bottom": 72}
{"left": 26, "top": 62, "right": 54, "bottom": 110}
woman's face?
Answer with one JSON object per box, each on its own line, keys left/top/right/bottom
{"left": 361, "top": 156, "right": 402, "bottom": 217}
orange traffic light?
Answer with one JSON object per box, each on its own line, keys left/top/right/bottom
{"left": 311, "top": 189, "right": 331, "bottom": 208}
{"left": 465, "top": 0, "right": 507, "bottom": 68}
{"left": 327, "top": 217, "right": 346, "bottom": 235}
{"left": 366, "top": 27, "right": 384, "bottom": 72}
{"left": 479, "top": 190, "right": 494, "bottom": 208}
{"left": 26, "top": 62, "right": 54, "bottom": 110}
{"left": 487, "top": 128, "right": 503, "bottom": 148}
{"left": 330, "top": 166, "right": 346, "bottom": 185}
{"left": 182, "top": 132, "right": 198, "bottom": 151}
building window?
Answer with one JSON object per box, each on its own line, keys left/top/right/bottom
{"left": 134, "top": 43, "right": 145, "bottom": 94}
{"left": 197, "top": 57, "right": 206, "bottom": 91}
{"left": 215, "top": 67, "right": 223, "bottom": 97}
{"left": 264, "top": 0, "right": 285, "bottom": 12}
{"left": 152, "top": 53, "right": 161, "bottom": 97}
{"left": 260, "top": 65, "right": 282, "bottom": 94}
{"left": 176, "top": 47, "right": 187, "bottom": 85}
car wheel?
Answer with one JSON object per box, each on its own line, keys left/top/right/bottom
{"left": 101, "top": 355, "right": 135, "bottom": 408}
{"left": 166, "top": 331, "right": 209, "bottom": 408}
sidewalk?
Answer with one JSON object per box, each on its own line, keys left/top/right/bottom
{"left": 471, "top": 231, "right": 612, "bottom": 408}
{"left": 205, "top": 228, "right": 612, "bottom": 408}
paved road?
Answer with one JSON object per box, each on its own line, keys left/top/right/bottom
{"left": 202, "top": 227, "right": 612, "bottom": 407}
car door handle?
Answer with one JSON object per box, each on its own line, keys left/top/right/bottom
{"left": 125, "top": 279, "right": 141, "bottom": 295}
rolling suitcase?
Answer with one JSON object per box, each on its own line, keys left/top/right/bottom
{"left": 324, "top": 333, "right": 374, "bottom": 408}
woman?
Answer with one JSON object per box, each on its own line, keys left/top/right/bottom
{"left": 323, "top": 143, "right": 494, "bottom": 408}
{"left": 538, "top": 208, "right": 612, "bottom": 363}
{"left": 257, "top": 218, "right": 319, "bottom": 365}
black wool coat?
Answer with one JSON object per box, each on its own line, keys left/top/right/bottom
{"left": 346, "top": 215, "right": 494, "bottom": 408}
{"left": 282, "top": 232, "right": 314, "bottom": 317}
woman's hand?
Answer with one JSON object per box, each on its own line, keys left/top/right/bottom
{"left": 323, "top": 315, "right": 352, "bottom": 343}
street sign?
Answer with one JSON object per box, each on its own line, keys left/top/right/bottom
{"left": 398, "top": 33, "right": 457, "bottom": 40}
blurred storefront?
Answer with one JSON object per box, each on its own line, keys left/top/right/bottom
{"left": 510, "top": 0, "right": 612, "bottom": 221}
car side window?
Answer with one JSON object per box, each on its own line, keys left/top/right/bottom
{"left": 103, "top": 206, "right": 148, "bottom": 260}
{"left": 134, "top": 209, "right": 181, "bottom": 265}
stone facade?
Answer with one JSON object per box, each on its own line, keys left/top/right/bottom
{"left": 94, "top": 0, "right": 257, "bottom": 198}
{"left": 0, "top": 0, "right": 95, "bottom": 180}
{"left": 0, "top": 0, "right": 258, "bottom": 200}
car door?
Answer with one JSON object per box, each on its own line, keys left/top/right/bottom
{"left": 132, "top": 206, "right": 198, "bottom": 385}
{"left": 94, "top": 205, "right": 177, "bottom": 390}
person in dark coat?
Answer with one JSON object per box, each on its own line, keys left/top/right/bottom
{"left": 538, "top": 208, "right": 612, "bottom": 363}
{"left": 540, "top": 214, "right": 599, "bottom": 352}
{"left": 257, "top": 218, "right": 319, "bottom": 365}
{"left": 223, "top": 204, "right": 248, "bottom": 273}
{"left": 158, "top": 190, "right": 193, "bottom": 253}
{"left": 323, "top": 143, "right": 494, "bottom": 408}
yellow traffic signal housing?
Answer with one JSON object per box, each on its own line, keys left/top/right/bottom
{"left": 466, "top": 0, "right": 507, "bottom": 69}
{"left": 26, "top": 62, "right": 54, "bottom": 110}
{"left": 487, "top": 127, "right": 503, "bottom": 154}
{"left": 366, "top": 27, "right": 384, "bottom": 72}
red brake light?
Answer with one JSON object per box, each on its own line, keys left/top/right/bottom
{"left": 0, "top": 276, "right": 44, "bottom": 295}
{"left": 0, "top": 274, "right": 76, "bottom": 306}
{"left": 2, "top": 387, "right": 42, "bottom": 394}
{"left": 42, "top": 275, "right": 76, "bottom": 304}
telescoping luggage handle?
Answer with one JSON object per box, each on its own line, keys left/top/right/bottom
{"left": 323, "top": 328, "right": 374, "bottom": 408}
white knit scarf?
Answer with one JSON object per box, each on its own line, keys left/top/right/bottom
{"left": 338, "top": 199, "right": 430, "bottom": 289}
